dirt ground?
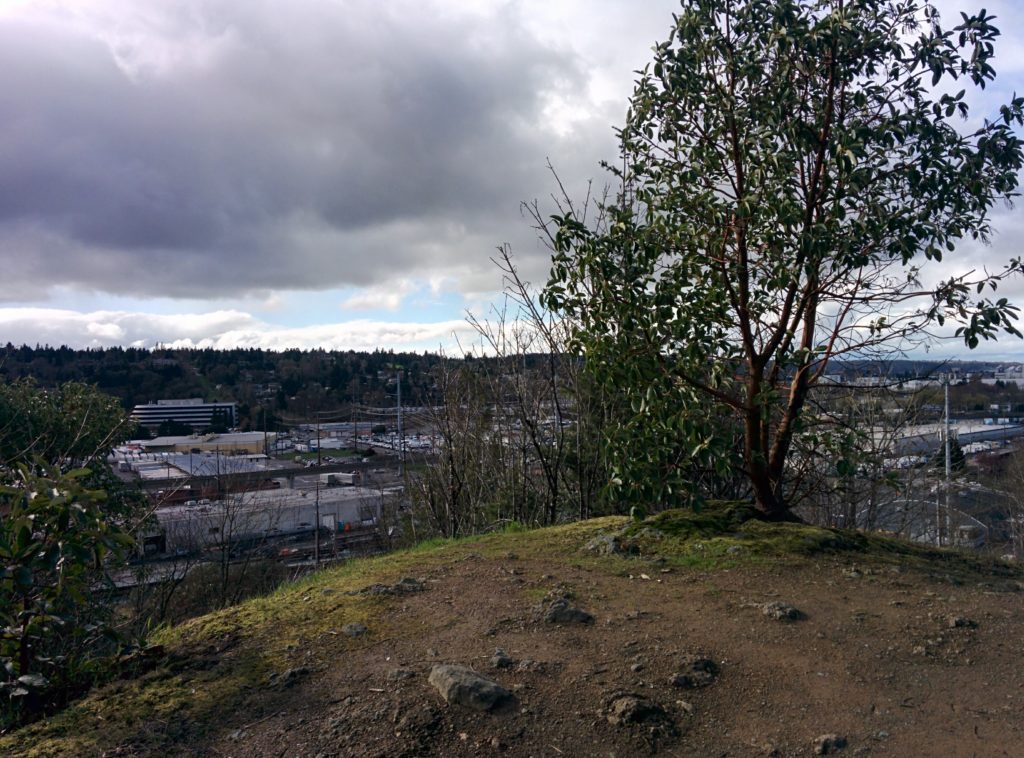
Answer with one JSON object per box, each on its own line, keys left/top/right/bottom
{"left": 204, "top": 548, "right": 1024, "bottom": 757}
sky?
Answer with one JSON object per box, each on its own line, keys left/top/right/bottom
{"left": 0, "top": 0, "right": 1022, "bottom": 361}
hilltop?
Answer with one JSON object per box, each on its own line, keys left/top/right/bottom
{"left": 3, "top": 505, "right": 1023, "bottom": 757}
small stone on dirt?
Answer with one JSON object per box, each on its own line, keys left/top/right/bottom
{"left": 604, "top": 692, "right": 671, "bottom": 727}
{"left": 387, "top": 668, "right": 416, "bottom": 682}
{"left": 491, "top": 649, "right": 514, "bottom": 669}
{"left": 947, "top": 615, "right": 977, "bottom": 629}
{"left": 669, "top": 654, "right": 719, "bottom": 689}
{"left": 813, "top": 733, "right": 848, "bottom": 754}
{"left": 761, "top": 601, "right": 803, "bottom": 621}
{"left": 354, "top": 577, "right": 426, "bottom": 596}
{"left": 269, "top": 666, "right": 309, "bottom": 689}
{"left": 394, "top": 577, "right": 426, "bottom": 593}
{"left": 516, "top": 659, "right": 548, "bottom": 673}
{"left": 343, "top": 622, "right": 368, "bottom": 637}
{"left": 428, "top": 664, "right": 514, "bottom": 713}
{"left": 543, "top": 598, "right": 594, "bottom": 625}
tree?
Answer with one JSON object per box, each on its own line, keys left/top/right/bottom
{"left": 543, "top": 0, "right": 1024, "bottom": 519}
{"left": 931, "top": 434, "right": 967, "bottom": 473}
{"left": 0, "top": 379, "right": 128, "bottom": 472}
{"left": 0, "top": 381, "right": 138, "bottom": 725}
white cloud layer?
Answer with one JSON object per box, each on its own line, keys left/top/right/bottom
{"left": 0, "top": 307, "right": 476, "bottom": 353}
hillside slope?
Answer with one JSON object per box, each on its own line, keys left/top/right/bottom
{"left": 3, "top": 507, "right": 1023, "bottom": 757}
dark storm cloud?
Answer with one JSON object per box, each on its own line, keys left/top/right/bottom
{"left": 0, "top": 1, "right": 610, "bottom": 300}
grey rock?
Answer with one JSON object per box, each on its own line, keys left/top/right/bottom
{"left": 813, "top": 734, "right": 848, "bottom": 755}
{"left": 586, "top": 534, "right": 624, "bottom": 555}
{"left": 761, "top": 601, "right": 803, "bottom": 621}
{"left": 515, "top": 659, "right": 547, "bottom": 673}
{"left": 428, "top": 664, "right": 513, "bottom": 712}
{"left": 604, "top": 692, "right": 671, "bottom": 727}
{"left": 387, "top": 668, "right": 417, "bottom": 682}
{"left": 269, "top": 666, "right": 309, "bottom": 688}
{"left": 543, "top": 598, "right": 594, "bottom": 625}
{"left": 669, "top": 654, "right": 718, "bottom": 689}
{"left": 355, "top": 583, "right": 393, "bottom": 596}
{"left": 491, "top": 649, "right": 514, "bottom": 669}
{"left": 342, "top": 622, "right": 368, "bottom": 637}
{"left": 947, "top": 615, "right": 977, "bottom": 629}
{"left": 393, "top": 577, "right": 426, "bottom": 594}
{"left": 354, "top": 577, "right": 426, "bottom": 596}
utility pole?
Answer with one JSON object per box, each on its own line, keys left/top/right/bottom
{"left": 944, "top": 375, "right": 952, "bottom": 546}
{"left": 351, "top": 400, "right": 358, "bottom": 455}
{"left": 315, "top": 411, "right": 321, "bottom": 568}
{"left": 397, "top": 370, "right": 404, "bottom": 476}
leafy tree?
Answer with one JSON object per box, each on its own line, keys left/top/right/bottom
{"left": 0, "top": 466, "right": 136, "bottom": 724}
{"left": 544, "top": 0, "right": 1024, "bottom": 518}
{"left": 0, "top": 382, "right": 139, "bottom": 725}
{"left": 0, "top": 379, "right": 127, "bottom": 472}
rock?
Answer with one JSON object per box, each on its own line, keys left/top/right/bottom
{"left": 668, "top": 654, "right": 719, "bottom": 689}
{"left": 269, "top": 666, "right": 309, "bottom": 688}
{"left": 354, "top": 577, "right": 426, "bottom": 596}
{"left": 813, "top": 733, "right": 848, "bottom": 754}
{"left": 543, "top": 598, "right": 594, "bottom": 625}
{"left": 357, "top": 583, "right": 393, "bottom": 596}
{"left": 630, "top": 663, "right": 644, "bottom": 673}
{"left": 947, "top": 615, "right": 977, "bottom": 629}
{"left": 387, "top": 668, "right": 417, "bottom": 682}
{"left": 428, "top": 665, "right": 514, "bottom": 713}
{"left": 393, "top": 577, "right": 426, "bottom": 594}
{"left": 343, "top": 622, "right": 368, "bottom": 637}
{"left": 491, "top": 649, "right": 514, "bottom": 669}
{"left": 515, "top": 659, "right": 547, "bottom": 673}
{"left": 586, "top": 534, "right": 624, "bottom": 555}
{"left": 761, "top": 601, "right": 803, "bottom": 621}
{"left": 726, "top": 545, "right": 745, "bottom": 555}
{"left": 604, "top": 692, "right": 671, "bottom": 727}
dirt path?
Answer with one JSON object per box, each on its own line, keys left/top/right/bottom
{"left": 214, "top": 551, "right": 1024, "bottom": 757}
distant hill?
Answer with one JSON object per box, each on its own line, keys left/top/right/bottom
{"left": 0, "top": 344, "right": 448, "bottom": 430}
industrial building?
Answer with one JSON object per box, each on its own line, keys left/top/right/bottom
{"left": 129, "top": 431, "right": 274, "bottom": 455}
{"left": 147, "top": 484, "right": 384, "bottom": 555}
{"left": 131, "top": 398, "right": 237, "bottom": 430}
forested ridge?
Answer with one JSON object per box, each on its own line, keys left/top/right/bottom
{"left": 0, "top": 344, "right": 449, "bottom": 429}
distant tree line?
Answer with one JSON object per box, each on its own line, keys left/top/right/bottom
{"left": 0, "top": 345, "right": 456, "bottom": 430}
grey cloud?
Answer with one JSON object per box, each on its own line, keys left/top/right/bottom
{"left": 0, "top": 0, "right": 619, "bottom": 300}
